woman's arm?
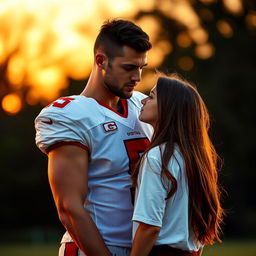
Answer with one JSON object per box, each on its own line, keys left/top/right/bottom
{"left": 130, "top": 222, "right": 161, "bottom": 256}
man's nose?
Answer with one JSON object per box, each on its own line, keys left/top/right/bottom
{"left": 131, "top": 69, "right": 142, "bottom": 82}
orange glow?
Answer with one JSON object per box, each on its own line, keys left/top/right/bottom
{"left": 157, "top": 0, "right": 210, "bottom": 47}
{"left": 195, "top": 43, "right": 214, "bottom": 59}
{"left": 178, "top": 56, "right": 194, "bottom": 71}
{"left": 2, "top": 94, "right": 22, "bottom": 115}
{"left": 148, "top": 40, "right": 172, "bottom": 68}
{"left": 158, "top": 0, "right": 201, "bottom": 30}
{"left": 101, "top": 0, "right": 137, "bottom": 16}
{"left": 176, "top": 32, "right": 192, "bottom": 48}
{"left": 199, "top": 0, "right": 217, "bottom": 3}
{"left": 217, "top": 20, "right": 233, "bottom": 38}
{"left": 7, "top": 55, "right": 25, "bottom": 88}
{"left": 223, "top": 0, "right": 243, "bottom": 15}
{"left": 26, "top": 89, "right": 41, "bottom": 106}
{"left": 137, "top": 15, "right": 161, "bottom": 44}
{"left": 245, "top": 12, "right": 256, "bottom": 29}
{"left": 157, "top": 40, "right": 173, "bottom": 55}
{"left": 189, "top": 28, "right": 208, "bottom": 44}
{"left": 0, "top": 37, "right": 4, "bottom": 64}
{"left": 137, "top": 15, "right": 171, "bottom": 68}
{"left": 199, "top": 8, "right": 214, "bottom": 22}
{"left": 0, "top": 0, "right": 246, "bottom": 115}
{"left": 137, "top": 71, "right": 158, "bottom": 92}
{"left": 136, "top": 0, "right": 155, "bottom": 12}
{"left": 27, "top": 67, "right": 68, "bottom": 101}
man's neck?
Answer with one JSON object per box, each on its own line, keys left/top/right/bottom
{"left": 81, "top": 72, "right": 120, "bottom": 111}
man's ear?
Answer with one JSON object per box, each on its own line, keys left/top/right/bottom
{"left": 95, "top": 54, "right": 107, "bottom": 69}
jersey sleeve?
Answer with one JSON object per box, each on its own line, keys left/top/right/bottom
{"left": 35, "top": 99, "right": 92, "bottom": 154}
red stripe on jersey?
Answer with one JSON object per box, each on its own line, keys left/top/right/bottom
{"left": 96, "top": 98, "right": 128, "bottom": 118}
{"left": 45, "top": 141, "right": 89, "bottom": 154}
{"left": 64, "top": 242, "right": 79, "bottom": 256}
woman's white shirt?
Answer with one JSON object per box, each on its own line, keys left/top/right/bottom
{"left": 132, "top": 144, "right": 202, "bottom": 252}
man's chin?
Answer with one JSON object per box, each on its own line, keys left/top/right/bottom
{"left": 119, "top": 91, "right": 133, "bottom": 99}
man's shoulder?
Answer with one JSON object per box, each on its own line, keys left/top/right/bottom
{"left": 36, "top": 95, "right": 105, "bottom": 126}
{"left": 129, "top": 91, "right": 147, "bottom": 108}
{"left": 131, "top": 91, "right": 147, "bottom": 100}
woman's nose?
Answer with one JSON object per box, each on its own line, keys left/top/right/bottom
{"left": 141, "top": 97, "right": 148, "bottom": 105}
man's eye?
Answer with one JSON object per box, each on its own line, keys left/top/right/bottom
{"left": 123, "top": 66, "right": 134, "bottom": 71}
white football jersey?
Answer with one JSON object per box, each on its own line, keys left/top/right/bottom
{"left": 35, "top": 91, "right": 153, "bottom": 247}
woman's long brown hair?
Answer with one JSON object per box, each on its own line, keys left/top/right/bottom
{"left": 132, "top": 74, "right": 224, "bottom": 245}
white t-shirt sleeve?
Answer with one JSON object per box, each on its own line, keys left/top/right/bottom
{"left": 132, "top": 154, "right": 169, "bottom": 227}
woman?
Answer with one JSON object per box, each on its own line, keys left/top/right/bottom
{"left": 131, "top": 74, "right": 224, "bottom": 256}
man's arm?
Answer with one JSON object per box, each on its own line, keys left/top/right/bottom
{"left": 130, "top": 222, "right": 160, "bottom": 256}
{"left": 48, "top": 145, "right": 111, "bottom": 256}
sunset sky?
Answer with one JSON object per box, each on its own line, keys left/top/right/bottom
{"left": 0, "top": 0, "right": 251, "bottom": 114}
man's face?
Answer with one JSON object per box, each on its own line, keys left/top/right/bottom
{"left": 103, "top": 46, "right": 148, "bottom": 99}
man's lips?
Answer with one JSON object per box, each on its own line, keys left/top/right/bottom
{"left": 126, "top": 82, "right": 136, "bottom": 87}
{"left": 126, "top": 84, "right": 136, "bottom": 91}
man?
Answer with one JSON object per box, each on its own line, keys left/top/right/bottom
{"left": 35, "top": 19, "right": 152, "bottom": 256}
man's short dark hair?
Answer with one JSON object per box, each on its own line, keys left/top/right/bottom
{"left": 94, "top": 19, "right": 152, "bottom": 58}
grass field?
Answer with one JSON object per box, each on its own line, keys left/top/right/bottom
{"left": 0, "top": 240, "right": 255, "bottom": 256}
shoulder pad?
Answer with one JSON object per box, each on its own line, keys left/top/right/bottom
{"left": 38, "top": 95, "right": 105, "bottom": 126}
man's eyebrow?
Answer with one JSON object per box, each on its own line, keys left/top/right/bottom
{"left": 150, "top": 90, "right": 155, "bottom": 95}
{"left": 121, "top": 63, "right": 148, "bottom": 68}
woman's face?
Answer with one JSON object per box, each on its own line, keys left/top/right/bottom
{"left": 139, "top": 86, "right": 158, "bottom": 127}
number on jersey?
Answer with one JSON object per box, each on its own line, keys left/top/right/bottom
{"left": 124, "top": 137, "right": 150, "bottom": 174}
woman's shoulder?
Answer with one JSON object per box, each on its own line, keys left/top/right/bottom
{"left": 146, "top": 145, "right": 162, "bottom": 159}
{"left": 146, "top": 144, "right": 185, "bottom": 172}
{"left": 146, "top": 143, "right": 183, "bottom": 159}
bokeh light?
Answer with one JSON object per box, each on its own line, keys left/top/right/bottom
{"left": 176, "top": 32, "right": 192, "bottom": 48}
{"left": 0, "top": 0, "right": 246, "bottom": 114}
{"left": 2, "top": 93, "right": 22, "bottom": 114}
{"left": 178, "top": 56, "right": 194, "bottom": 71}
{"left": 223, "top": 0, "right": 243, "bottom": 15}
{"left": 245, "top": 11, "right": 256, "bottom": 30}
{"left": 195, "top": 43, "right": 214, "bottom": 59}
{"left": 217, "top": 20, "right": 233, "bottom": 38}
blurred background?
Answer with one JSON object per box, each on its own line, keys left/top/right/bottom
{"left": 0, "top": 0, "right": 255, "bottom": 255}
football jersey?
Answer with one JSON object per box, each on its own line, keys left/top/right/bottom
{"left": 35, "top": 91, "right": 153, "bottom": 247}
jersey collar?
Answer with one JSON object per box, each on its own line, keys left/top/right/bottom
{"left": 96, "top": 98, "right": 128, "bottom": 118}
